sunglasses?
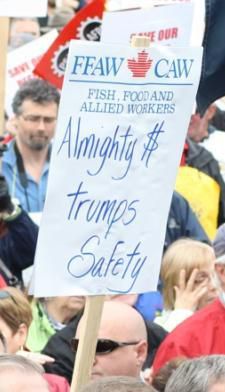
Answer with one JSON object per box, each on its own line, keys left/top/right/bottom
{"left": 71, "top": 338, "right": 139, "bottom": 355}
{"left": 0, "top": 290, "right": 17, "bottom": 305}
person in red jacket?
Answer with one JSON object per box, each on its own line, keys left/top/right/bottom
{"left": 152, "top": 258, "right": 225, "bottom": 373}
{"left": 44, "top": 373, "right": 70, "bottom": 392}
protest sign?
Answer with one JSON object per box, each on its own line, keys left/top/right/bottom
{"left": 32, "top": 40, "right": 202, "bottom": 298}
{"left": 0, "top": 0, "right": 48, "bottom": 17}
{"left": 5, "top": 30, "right": 58, "bottom": 117}
{"left": 34, "top": 0, "right": 105, "bottom": 89}
{"left": 0, "top": 17, "right": 9, "bottom": 135}
{"left": 101, "top": 3, "right": 193, "bottom": 46}
{"left": 106, "top": 0, "right": 192, "bottom": 11}
{"left": 104, "top": 0, "right": 204, "bottom": 46}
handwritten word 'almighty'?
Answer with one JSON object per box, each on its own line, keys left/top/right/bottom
{"left": 67, "top": 181, "right": 139, "bottom": 238}
{"left": 57, "top": 116, "right": 137, "bottom": 180}
{"left": 57, "top": 117, "right": 165, "bottom": 179}
{"left": 67, "top": 235, "right": 148, "bottom": 293}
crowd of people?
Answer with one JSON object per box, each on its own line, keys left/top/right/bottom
{"left": 1, "top": 0, "right": 225, "bottom": 391}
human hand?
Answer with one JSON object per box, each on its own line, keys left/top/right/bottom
{"left": 17, "top": 351, "right": 55, "bottom": 365}
{"left": 174, "top": 268, "right": 208, "bottom": 311}
{"left": 141, "top": 367, "right": 154, "bottom": 385}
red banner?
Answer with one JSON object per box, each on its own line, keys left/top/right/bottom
{"left": 34, "top": 0, "right": 105, "bottom": 89}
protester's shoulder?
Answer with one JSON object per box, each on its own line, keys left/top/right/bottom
{"left": 2, "top": 140, "right": 16, "bottom": 167}
{"left": 165, "top": 299, "right": 224, "bottom": 338}
{"left": 187, "top": 138, "right": 215, "bottom": 162}
{"left": 43, "top": 313, "right": 82, "bottom": 349}
{"left": 171, "top": 191, "right": 189, "bottom": 213}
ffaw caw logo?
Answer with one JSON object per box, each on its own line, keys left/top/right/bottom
{"left": 70, "top": 53, "right": 194, "bottom": 79}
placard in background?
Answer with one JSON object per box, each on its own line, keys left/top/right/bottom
{"left": 6, "top": 30, "right": 58, "bottom": 116}
{"left": 0, "top": 0, "right": 48, "bottom": 17}
{"left": 101, "top": 3, "right": 193, "bottom": 46}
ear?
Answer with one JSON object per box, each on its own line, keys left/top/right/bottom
{"left": 7, "top": 116, "right": 18, "bottom": 134}
{"left": 215, "top": 264, "right": 225, "bottom": 290}
{"left": 134, "top": 340, "right": 148, "bottom": 368}
{"left": 15, "top": 323, "right": 28, "bottom": 348}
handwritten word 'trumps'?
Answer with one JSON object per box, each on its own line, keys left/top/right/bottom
{"left": 67, "top": 181, "right": 139, "bottom": 239}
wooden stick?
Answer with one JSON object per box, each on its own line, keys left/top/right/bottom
{"left": 131, "top": 35, "right": 150, "bottom": 48}
{"left": 70, "top": 295, "right": 105, "bottom": 392}
{"left": 0, "top": 17, "right": 9, "bottom": 135}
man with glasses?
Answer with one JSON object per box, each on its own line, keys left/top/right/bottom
{"left": 2, "top": 78, "right": 60, "bottom": 213}
{"left": 75, "top": 301, "right": 148, "bottom": 380}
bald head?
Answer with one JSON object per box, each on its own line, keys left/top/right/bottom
{"left": 76, "top": 301, "right": 148, "bottom": 379}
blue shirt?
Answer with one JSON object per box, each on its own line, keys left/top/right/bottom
{"left": 2, "top": 141, "right": 50, "bottom": 213}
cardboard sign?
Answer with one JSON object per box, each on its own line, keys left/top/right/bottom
{"left": 34, "top": 0, "right": 105, "bottom": 89}
{"left": 106, "top": 0, "right": 192, "bottom": 11}
{"left": 101, "top": 4, "right": 193, "bottom": 46}
{"left": 5, "top": 30, "right": 58, "bottom": 116}
{"left": 0, "top": 0, "right": 48, "bottom": 17}
{"left": 104, "top": 0, "right": 205, "bottom": 46}
{"left": 32, "top": 41, "right": 202, "bottom": 297}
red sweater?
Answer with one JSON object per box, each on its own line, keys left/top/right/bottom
{"left": 44, "top": 374, "right": 70, "bottom": 392}
{"left": 153, "top": 299, "right": 225, "bottom": 372}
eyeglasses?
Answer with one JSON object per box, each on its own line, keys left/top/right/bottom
{"left": 19, "top": 114, "right": 57, "bottom": 125}
{"left": 71, "top": 338, "right": 139, "bottom": 355}
{"left": 0, "top": 290, "right": 18, "bottom": 305}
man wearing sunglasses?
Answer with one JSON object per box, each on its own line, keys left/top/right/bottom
{"left": 74, "top": 301, "right": 148, "bottom": 380}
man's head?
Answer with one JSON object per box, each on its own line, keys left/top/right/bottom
{"left": 80, "top": 376, "right": 156, "bottom": 392}
{"left": 75, "top": 301, "right": 148, "bottom": 380}
{"left": 0, "top": 354, "right": 49, "bottom": 392}
{"left": 9, "top": 18, "right": 40, "bottom": 49}
{"left": 165, "top": 355, "right": 225, "bottom": 392}
{"left": 187, "top": 104, "right": 216, "bottom": 142}
{"left": 12, "top": 79, "right": 60, "bottom": 151}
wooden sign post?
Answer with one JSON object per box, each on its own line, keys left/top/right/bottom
{"left": 0, "top": 17, "right": 9, "bottom": 135}
{"left": 70, "top": 296, "right": 105, "bottom": 392}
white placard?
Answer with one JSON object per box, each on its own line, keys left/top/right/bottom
{"left": 5, "top": 30, "right": 58, "bottom": 116}
{"left": 106, "top": 0, "right": 192, "bottom": 11}
{"left": 105, "top": 0, "right": 205, "bottom": 46}
{"left": 101, "top": 4, "right": 193, "bottom": 47}
{"left": 0, "top": 0, "right": 48, "bottom": 17}
{"left": 32, "top": 41, "right": 202, "bottom": 297}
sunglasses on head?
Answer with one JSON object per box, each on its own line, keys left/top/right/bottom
{"left": 71, "top": 338, "right": 139, "bottom": 355}
{"left": 0, "top": 290, "right": 17, "bottom": 305}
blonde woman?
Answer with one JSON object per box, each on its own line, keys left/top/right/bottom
{"left": 0, "top": 287, "right": 53, "bottom": 364}
{"left": 154, "top": 239, "right": 218, "bottom": 332}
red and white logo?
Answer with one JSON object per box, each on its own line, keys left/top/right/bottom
{"left": 127, "top": 50, "right": 153, "bottom": 77}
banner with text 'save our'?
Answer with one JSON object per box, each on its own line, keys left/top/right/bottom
{"left": 6, "top": 30, "right": 58, "bottom": 117}
{"left": 32, "top": 41, "right": 203, "bottom": 297}
{"left": 101, "top": 3, "right": 193, "bottom": 46}
{"left": 34, "top": 0, "right": 105, "bottom": 89}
